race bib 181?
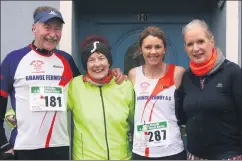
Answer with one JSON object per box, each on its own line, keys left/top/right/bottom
{"left": 29, "top": 85, "right": 65, "bottom": 112}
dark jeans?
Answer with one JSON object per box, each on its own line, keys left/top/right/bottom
{"left": 0, "top": 153, "right": 15, "bottom": 160}
{"left": 132, "top": 150, "right": 186, "bottom": 160}
{"left": 214, "top": 151, "right": 242, "bottom": 160}
{"left": 188, "top": 151, "right": 242, "bottom": 160}
{"left": 14, "top": 146, "right": 69, "bottom": 160}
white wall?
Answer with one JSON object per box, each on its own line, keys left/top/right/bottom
{"left": 211, "top": 1, "right": 226, "bottom": 56}
{"left": 59, "top": 1, "right": 72, "bottom": 55}
{"left": 239, "top": 1, "right": 241, "bottom": 66}
{"left": 211, "top": 1, "right": 240, "bottom": 65}
{"left": 226, "top": 1, "right": 240, "bottom": 64}
{"left": 59, "top": 1, "right": 80, "bottom": 68}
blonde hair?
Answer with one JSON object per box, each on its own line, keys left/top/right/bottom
{"left": 182, "top": 19, "right": 214, "bottom": 40}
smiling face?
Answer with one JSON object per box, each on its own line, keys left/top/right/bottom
{"left": 87, "top": 52, "right": 110, "bottom": 80}
{"left": 33, "top": 18, "right": 63, "bottom": 51}
{"left": 141, "top": 35, "right": 166, "bottom": 66}
{"left": 184, "top": 25, "right": 215, "bottom": 64}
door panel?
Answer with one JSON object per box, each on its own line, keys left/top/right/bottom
{"left": 78, "top": 14, "right": 211, "bottom": 73}
{"left": 96, "top": 23, "right": 188, "bottom": 74}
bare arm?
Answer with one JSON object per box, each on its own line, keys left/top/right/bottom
{"left": 174, "top": 66, "right": 186, "bottom": 89}
{"left": 127, "top": 67, "right": 136, "bottom": 86}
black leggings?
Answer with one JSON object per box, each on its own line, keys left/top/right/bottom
{"left": 14, "top": 146, "right": 69, "bottom": 160}
{"left": 132, "top": 150, "right": 186, "bottom": 160}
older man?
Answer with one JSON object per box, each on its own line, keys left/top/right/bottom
{"left": 0, "top": 6, "right": 80, "bottom": 160}
{"left": 0, "top": 6, "right": 124, "bottom": 160}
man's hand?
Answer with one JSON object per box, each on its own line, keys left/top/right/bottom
{"left": 5, "top": 148, "right": 14, "bottom": 155}
{"left": 1, "top": 148, "right": 15, "bottom": 160}
{"left": 6, "top": 115, "right": 17, "bottom": 127}
{"left": 111, "top": 68, "right": 127, "bottom": 85}
{"left": 0, "top": 144, "right": 14, "bottom": 159}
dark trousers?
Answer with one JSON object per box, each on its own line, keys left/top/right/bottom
{"left": 14, "top": 146, "right": 69, "bottom": 160}
{"left": 0, "top": 153, "right": 15, "bottom": 160}
{"left": 132, "top": 150, "right": 186, "bottom": 160}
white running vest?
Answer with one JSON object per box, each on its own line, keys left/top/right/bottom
{"left": 0, "top": 45, "right": 77, "bottom": 150}
{"left": 132, "top": 64, "right": 184, "bottom": 157}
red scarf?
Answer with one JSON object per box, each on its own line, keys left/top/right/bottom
{"left": 83, "top": 70, "right": 113, "bottom": 85}
{"left": 190, "top": 48, "right": 217, "bottom": 76}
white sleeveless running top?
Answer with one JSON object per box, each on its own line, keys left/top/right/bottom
{"left": 132, "top": 64, "right": 184, "bottom": 157}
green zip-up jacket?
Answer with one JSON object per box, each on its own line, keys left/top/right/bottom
{"left": 68, "top": 75, "right": 135, "bottom": 160}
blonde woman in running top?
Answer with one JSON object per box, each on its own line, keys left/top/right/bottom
{"left": 128, "top": 26, "right": 186, "bottom": 160}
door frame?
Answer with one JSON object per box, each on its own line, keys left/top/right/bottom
{"left": 59, "top": 1, "right": 241, "bottom": 66}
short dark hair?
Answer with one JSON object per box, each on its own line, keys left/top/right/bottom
{"left": 139, "top": 26, "right": 167, "bottom": 49}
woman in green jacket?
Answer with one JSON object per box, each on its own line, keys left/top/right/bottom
{"left": 68, "top": 36, "right": 135, "bottom": 160}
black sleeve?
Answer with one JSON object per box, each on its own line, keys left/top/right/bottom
{"left": 230, "top": 64, "right": 242, "bottom": 122}
{"left": 0, "top": 96, "right": 12, "bottom": 152}
{"left": 174, "top": 80, "right": 187, "bottom": 126}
